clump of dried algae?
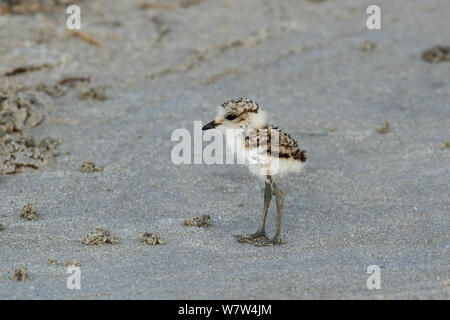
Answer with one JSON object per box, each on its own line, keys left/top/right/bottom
{"left": 377, "top": 120, "right": 390, "bottom": 134}
{"left": 141, "top": 232, "right": 164, "bottom": 245}
{"left": 183, "top": 214, "right": 211, "bottom": 228}
{"left": 81, "top": 228, "right": 117, "bottom": 245}
{"left": 422, "top": 46, "right": 450, "bottom": 63}
{"left": 0, "top": 223, "right": 3, "bottom": 231}
{"left": 20, "top": 203, "right": 37, "bottom": 221}
{"left": 80, "top": 160, "right": 103, "bottom": 173}
{"left": 10, "top": 266, "right": 27, "bottom": 281}
{"left": 77, "top": 85, "right": 108, "bottom": 101}
{"left": 1, "top": 86, "right": 59, "bottom": 175}
{"left": 36, "top": 83, "right": 66, "bottom": 98}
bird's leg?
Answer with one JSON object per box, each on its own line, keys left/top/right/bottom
{"left": 257, "top": 178, "right": 273, "bottom": 236}
{"left": 235, "top": 177, "right": 273, "bottom": 243}
{"left": 236, "top": 177, "right": 285, "bottom": 246}
{"left": 271, "top": 181, "right": 285, "bottom": 245}
{"left": 249, "top": 180, "right": 285, "bottom": 246}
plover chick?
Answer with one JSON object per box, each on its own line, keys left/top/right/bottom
{"left": 202, "top": 98, "right": 307, "bottom": 246}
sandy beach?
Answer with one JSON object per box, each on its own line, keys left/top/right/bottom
{"left": 0, "top": 0, "right": 449, "bottom": 299}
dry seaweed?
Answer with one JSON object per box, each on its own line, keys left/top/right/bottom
{"left": 67, "top": 29, "right": 104, "bottom": 47}
{"left": 1, "top": 86, "right": 59, "bottom": 174}
{"left": 80, "top": 160, "right": 103, "bottom": 173}
{"left": 183, "top": 214, "right": 211, "bottom": 228}
{"left": 0, "top": 135, "right": 60, "bottom": 174}
{"left": 36, "top": 83, "right": 66, "bottom": 98}
{"left": 57, "top": 77, "right": 90, "bottom": 87}
{"left": 422, "top": 46, "right": 450, "bottom": 63}
{"left": 442, "top": 141, "right": 450, "bottom": 149}
{"left": 20, "top": 203, "right": 37, "bottom": 221}
{"left": 0, "top": 223, "right": 3, "bottom": 231}
{"left": 37, "top": 137, "right": 60, "bottom": 158}
{"left": 0, "top": 87, "right": 44, "bottom": 131}
{"left": 377, "top": 120, "right": 390, "bottom": 134}
{"left": 141, "top": 232, "right": 165, "bottom": 245}
{"left": 10, "top": 266, "right": 27, "bottom": 281}
{"left": 77, "top": 85, "right": 108, "bottom": 101}
{"left": 3, "top": 63, "right": 52, "bottom": 77}
{"left": 47, "top": 258, "right": 59, "bottom": 265}
{"left": 81, "top": 228, "right": 117, "bottom": 245}
{"left": 37, "top": 77, "right": 92, "bottom": 99}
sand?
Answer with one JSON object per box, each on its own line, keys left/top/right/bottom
{"left": 0, "top": 0, "right": 449, "bottom": 299}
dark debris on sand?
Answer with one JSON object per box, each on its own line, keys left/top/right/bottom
{"left": 20, "top": 203, "right": 37, "bottom": 221}
{"left": 81, "top": 228, "right": 117, "bottom": 245}
{"left": 0, "top": 86, "right": 60, "bottom": 175}
{"left": 80, "top": 160, "right": 103, "bottom": 173}
{"left": 36, "top": 83, "right": 66, "bottom": 98}
{"left": 141, "top": 232, "right": 165, "bottom": 245}
{"left": 3, "top": 63, "right": 52, "bottom": 77}
{"left": 183, "top": 214, "right": 211, "bottom": 228}
{"left": 10, "top": 266, "right": 27, "bottom": 281}
{"left": 422, "top": 46, "right": 450, "bottom": 63}
{"left": 77, "top": 85, "right": 108, "bottom": 101}
{"left": 377, "top": 120, "right": 390, "bottom": 134}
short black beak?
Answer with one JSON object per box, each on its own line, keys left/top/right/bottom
{"left": 202, "top": 120, "right": 217, "bottom": 130}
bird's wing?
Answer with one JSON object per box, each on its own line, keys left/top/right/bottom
{"left": 244, "top": 126, "right": 306, "bottom": 162}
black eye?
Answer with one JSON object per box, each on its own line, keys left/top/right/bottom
{"left": 226, "top": 114, "right": 237, "bottom": 121}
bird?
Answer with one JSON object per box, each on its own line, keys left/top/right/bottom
{"left": 202, "top": 98, "right": 307, "bottom": 246}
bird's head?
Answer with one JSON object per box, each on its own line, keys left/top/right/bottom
{"left": 202, "top": 98, "right": 267, "bottom": 131}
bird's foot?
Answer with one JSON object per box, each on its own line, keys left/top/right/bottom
{"left": 234, "top": 230, "right": 266, "bottom": 241}
{"left": 270, "top": 236, "right": 285, "bottom": 246}
{"left": 234, "top": 232, "right": 285, "bottom": 247}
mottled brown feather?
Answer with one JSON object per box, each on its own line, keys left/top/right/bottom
{"left": 221, "top": 97, "right": 259, "bottom": 114}
{"left": 244, "top": 125, "right": 306, "bottom": 162}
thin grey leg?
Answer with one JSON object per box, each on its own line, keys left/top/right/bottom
{"left": 235, "top": 177, "right": 272, "bottom": 241}
{"left": 235, "top": 176, "right": 285, "bottom": 246}
{"left": 271, "top": 182, "right": 284, "bottom": 244}
{"left": 256, "top": 178, "right": 273, "bottom": 234}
